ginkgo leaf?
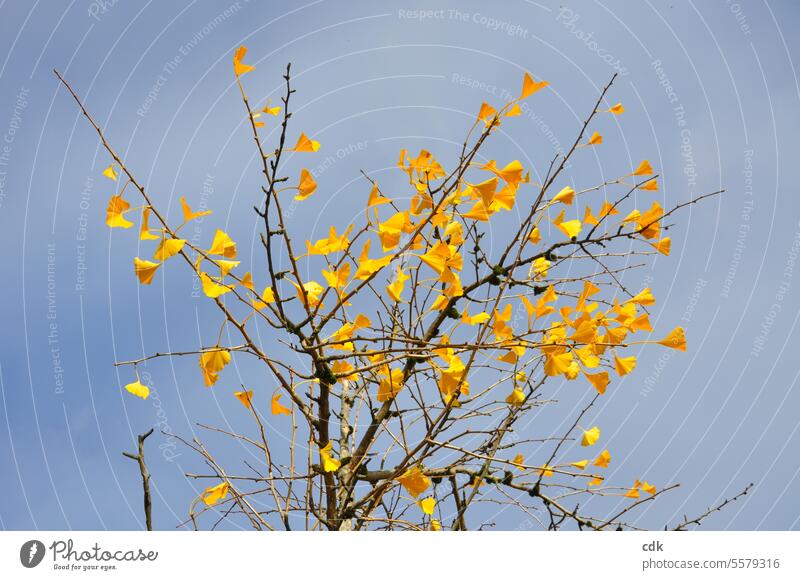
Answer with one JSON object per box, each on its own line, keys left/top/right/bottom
{"left": 638, "top": 178, "right": 658, "bottom": 191}
{"left": 202, "top": 482, "right": 229, "bottom": 506}
{"left": 217, "top": 260, "right": 240, "bottom": 278}
{"left": 234, "top": 390, "right": 253, "bottom": 409}
{"left": 614, "top": 354, "right": 637, "bottom": 376}
{"left": 367, "top": 183, "right": 391, "bottom": 208}
{"left": 606, "top": 102, "right": 625, "bottom": 115}
{"left": 199, "top": 348, "right": 231, "bottom": 386}
{"left": 633, "top": 159, "right": 653, "bottom": 176}
{"left": 208, "top": 229, "right": 237, "bottom": 259}
{"left": 520, "top": 72, "right": 549, "bottom": 99}
{"left": 587, "top": 131, "right": 602, "bottom": 146}
{"left": 625, "top": 486, "right": 641, "bottom": 499}
{"left": 594, "top": 449, "right": 611, "bottom": 468}
{"left": 537, "top": 464, "right": 554, "bottom": 477}
{"left": 200, "top": 272, "right": 233, "bottom": 298}
{"left": 124, "top": 378, "right": 149, "bottom": 400}
{"left": 262, "top": 100, "right": 280, "bottom": 115}
{"left": 418, "top": 497, "right": 436, "bottom": 515}
{"left": 319, "top": 441, "right": 341, "bottom": 472}
{"left": 512, "top": 453, "right": 525, "bottom": 470}
{"left": 133, "top": 257, "right": 160, "bottom": 285}
{"left": 397, "top": 465, "right": 430, "bottom": 498}
{"left": 295, "top": 169, "right": 317, "bottom": 201}
{"left": 584, "top": 371, "right": 609, "bottom": 395}
{"left": 106, "top": 195, "right": 133, "bottom": 229}
{"left": 102, "top": 164, "right": 118, "bottom": 181}
{"left": 581, "top": 426, "right": 601, "bottom": 447}
{"left": 658, "top": 327, "right": 686, "bottom": 351}
{"left": 386, "top": 266, "right": 409, "bottom": 303}
{"left": 641, "top": 481, "right": 657, "bottom": 495}
{"left": 153, "top": 238, "right": 186, "bottom": 261}
{"left": 292, "top": 132, "right": 320, "bottom": 152}
{"left": 477, "top": 102, "right": 497, "bottom": 123}
{"left": 240, "top": 271, "right": 254, "bottom": 290}
{"left": 180, "top": 196, "right": 212, "bottom": 222}
{"left": 461, "top": 309, "right": 490, "bottom": 326}
{"left": 505, "top": 387, "right": 525, "bottom": 406}
{"left": 653, "top": 237, "right": 671, "bottom": 256}
{"left": 139, "top": 207, "right": 160, "bottom": 240}
{"left": 627, "top": 287, "right": 655, "bottom": 306}
{"left": 233, "top": 45, "right": 254, "bottom": 77}
{"left": 552, "top": 186, "right": 575, "bottom": 205}
{"left": 271, "top": 392, "right": 291, "bottom": 415}
{"left": 570, "top": 459, "right": 589, "bottom": 470}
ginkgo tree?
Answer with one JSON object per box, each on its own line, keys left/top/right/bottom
{"left": 55, "top": 45, "right": 746, "bottom": 531}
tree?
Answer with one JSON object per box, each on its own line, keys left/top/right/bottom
{"left": 55, "top": 45, "right": 741, "bottom": 531}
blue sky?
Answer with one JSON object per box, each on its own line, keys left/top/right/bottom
{"left": 1, "top": 0, "right": 799, "bottom": 530}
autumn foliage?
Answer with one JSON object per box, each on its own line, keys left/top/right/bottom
{"left": 57, "top": 44, "right": 723, "bottom": 531}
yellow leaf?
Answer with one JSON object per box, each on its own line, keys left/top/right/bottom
{"left": 418, "top": 497, "right": 436, "bottom": 515}
{"left": 594, "top": 449, "right": 611, "bottom": 468}
{"left": 308, "top": 225, "right": 353, "bottom": 256}
{"left": 233, "top": 45, "right": 254, "bottom": 77}
{"left": 319, "top": 441, "right": 341, "bottom": 472}
{"left": 240, "top": 272, "right": 254, "bottom": 291}
{"left": 587, "top": 131, "right": 602, "bottom": 146}
{"left": 570, "top": 459, "right": 589, "bottom": 470}
{"left": 271, "top": 392, "right": 291, "bottom": 416}
{"left": 292, "top": 132, "right": 320, "bottom": 152}
{"left": 367, "top": 182, "right": 391, "bottom": 208}
{"left": 658, "top": 326, "right": 686, "bottom": 351}
{"left": 234, "top": 390, "right": 253, "bottom": 409}
{"left": 102, "top": 164, "right": 118, "bottom": 181}
{"left": 290, "top": 279, "right": 324, "bottom": 308}
{"left": 512, "top": 453, "right": 525, "bottom": 470}
{"left": 180, "top": 196, "right": 212, "bottom": 222}
{"left": 202, "top": 482, "right": 229, "bottom": 506}
{"left": 133, "top": 257, "right": 160, "bottom": 285}
{"left": 124, "top": 378, "right": 149, "bottom": 400}
{"left": 638, "top": 178, "right": 658, "bottom": 191}
{"left": 633, "top": 159, "right": 653, "bottom": 176}
{"left": 295, "top": 168, "right": 317, "bottom": 201}
{"left": 614, "top": 354, "right": 637, "bottom": 376}
{"left": 520, "top": 72, "right": 548, "bottom": 99}
{"left": 377, "top": 367, "right": 405, "bottom": 402}
{"left": 477, "top": 101, "right": 496, "bottom": 123}
{"left": 581, "top": 426, "right": 601, "bottom": 447}
{"left": 505, "top": 387, "right": 525, "bottom": 406}
{"left": 262, "top": 100, "right": 280, "bottom": 115}
{"left": 200, "top": 272, "right": 232, "bottom": 298}
{"left": 627, "top": 287, "right": 655, "bottom": 306}
{"left": 641, "top": 481, "right": 657, "bottom": 495}
{"left": 653, "top": 237, "right": 671, "bottom": 256}
{"left": 607, "top": 102, "right": 625, "bottom": 115}
{"left": 552, "top": 186, "right": 575, "bottom": 205}
{"left": 208, "top": 229, "right": 237, "bottom": 259}
{"left": 106, "top": 195, "right": 133, "bottom": 229}
{"left": 153, "top": 238, "right": 186, "bottom": 261}
{"left": 397, "top": 465, "right": 430, "bottom": 498}
{"left": 584, "top": 371, "right": 609, "bottom": 395}
{"left": 140, "top": 207, "right": 159, "bottom": 240}
{"left": 386, "top": 266, "right": 409, "bottom": 303}
{"left": 199, "top": 349, "right": 231, "bottom": 386}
